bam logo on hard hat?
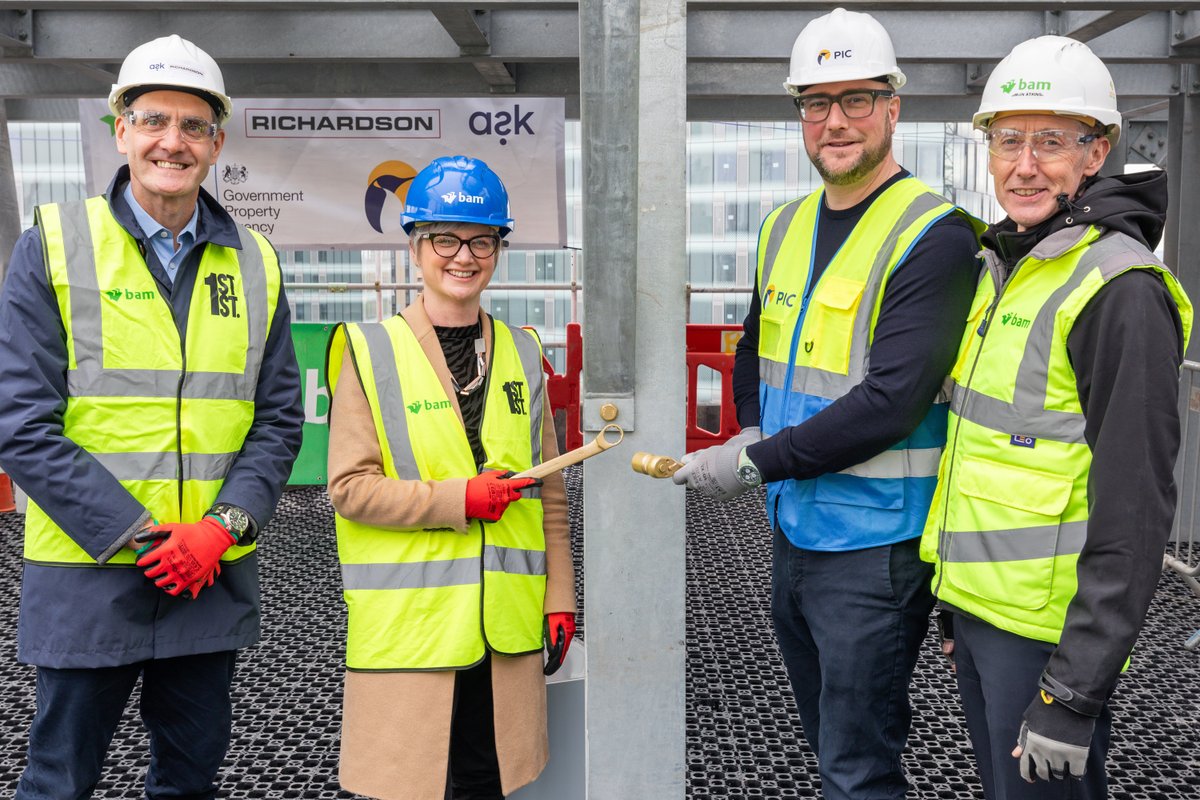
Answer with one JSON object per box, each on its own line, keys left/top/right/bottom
{"left": 1001, "top": 78, "right": 1052, "bottom": 95}
{"left": 763, "top": 284, "right": 797, "bottom": 308}
{"left": 817, "top": 48, "right": 852, "bottom": 65}
{"left": 441, "top": 191, "right": 486, "bottom": 205}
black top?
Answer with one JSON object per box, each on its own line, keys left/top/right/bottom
{"left": 979, "top": 169, "right": 1186, "bottom": 710}
{"left": 434, "top": 320, "right": 488, "bottom": 469}
{"left": 734, "top": 170, "right": 982, "bottom": 483}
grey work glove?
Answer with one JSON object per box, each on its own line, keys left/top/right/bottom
{"left": 672, "top": 439, "right": 754, "bottom": 501}
{"left": 1015, "top": 691, "right": 1097, "bottom": 782}
{"left": 725, "top": 425, "right": 763, "bottom": 450}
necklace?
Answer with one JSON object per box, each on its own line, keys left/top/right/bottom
{"left": 451, "top": 337, "right": 487, "bottom": 396}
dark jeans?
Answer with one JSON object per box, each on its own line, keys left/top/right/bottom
{"left": 953, "top": 613, "right": 1111, "bottom": 800}
{"left": 16, "top": 650, "right": 237, "bottom": 800}
{"left": 446, "top": 654, "right": 504, "bottom": 800}
{"left": 771, "top": 532, "right": 934, "bottom": 800}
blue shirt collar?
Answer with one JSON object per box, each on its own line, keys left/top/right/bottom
{"left": 122, "top": 183, "right": 199, "bottom": 246}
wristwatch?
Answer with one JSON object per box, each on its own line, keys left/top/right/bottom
{"left": 735, "top": 448, "right": 762, "bottom": 488}
{"left": 208, "top": 503, "right": 256, "bottom": 545}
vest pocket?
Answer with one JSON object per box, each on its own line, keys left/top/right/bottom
{"left": 946, "top": 455, "right": 1073, "bottom": 610}
{"left": 802, "top": 276, "right": 864, "bottom": 374}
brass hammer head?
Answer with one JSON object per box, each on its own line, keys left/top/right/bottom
{"left": 631, "top": 451, "right": 684, "bottom": 478}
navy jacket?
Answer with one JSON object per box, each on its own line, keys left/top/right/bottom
{"left": 0, "top": 167, "right": 304, "bottom": 667}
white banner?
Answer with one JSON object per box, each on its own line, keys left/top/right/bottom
{"left": 80, "top": 97, "right": 566, "bottom": 249}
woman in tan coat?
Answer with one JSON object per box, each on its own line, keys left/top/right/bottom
{"left": 325, "top": 155, "right": 576, "bottom": 800}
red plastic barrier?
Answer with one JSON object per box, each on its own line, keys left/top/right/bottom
{"left": 539, "top": 322, "right": 743, "bottom": 455}
{"left": 685, "top": 325, "right": 743, "bottom": 453}
{"left": 541, "top": 322, "right": 583, "bottom": 452}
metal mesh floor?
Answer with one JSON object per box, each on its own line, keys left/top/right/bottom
{"left": 0, "top": 473, "right": 1197, "bottom": 798}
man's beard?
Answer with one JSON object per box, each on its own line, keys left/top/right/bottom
{"left": 810, "top": 125, "right": 894, "bottom": 186}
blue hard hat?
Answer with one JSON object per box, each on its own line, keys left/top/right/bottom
{"left": 401, "top": 155, "right": 514, "bottom": 237}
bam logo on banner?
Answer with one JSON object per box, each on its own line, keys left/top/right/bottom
{"left": 78, "top": 97, "right": 567, "bottom": 250}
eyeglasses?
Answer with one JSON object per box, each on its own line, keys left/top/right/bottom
{"left": 793, "top": 89, "right": 895, "bottom": 123}
{"left": 984, "top": 128, "right": 1100, "bottom": 162}
{"left": 418, "top": 232, "right": 504, "bottom": 259}
{"left": 123, "top": 110, "right": 219, "bottom": 143}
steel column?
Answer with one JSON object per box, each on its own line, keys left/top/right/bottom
{"left": 1167, "top": 73, "right": 1200, "bottom": 360}
{"left": 0, "top": 101, "right": 21, "bottom": 286}
{"left": 579, "top": 0, "right": 687, "bottom": 795}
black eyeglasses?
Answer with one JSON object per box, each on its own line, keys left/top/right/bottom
{"left": 123, "top": 110, "right": 219, "bottom": 142}
{"left": 793, "top": 89, "right": 895, "bottom": 123}
{"left": 417, "top": 232, "right": 504, "bottom": 259}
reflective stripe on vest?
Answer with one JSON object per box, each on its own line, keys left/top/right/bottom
{"left": 757, "top": 178, "right": 970, "bottom": 550}
{"left": 26, "top": 197, "right": 277, "bottom": 566}
{"left": 921, "top": 227, "right": 1193, "bottom": 643}
{"left": 330, "top": 315, "right": 547, "bottom": 671}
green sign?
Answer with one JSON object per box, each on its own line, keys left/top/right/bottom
{"left": 289, "top": 323, "right": 332, "bottom": 485}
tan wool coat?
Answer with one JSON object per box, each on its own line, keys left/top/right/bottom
{"left": 327, "top": 296, "right": 576, "bottom": 800}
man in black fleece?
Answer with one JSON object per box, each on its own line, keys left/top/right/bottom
{"left": 920, "top": 36, "right": 1192, "bottom": 800}
{"left": 671, "top": 8, "right": 981, "bottom": 799}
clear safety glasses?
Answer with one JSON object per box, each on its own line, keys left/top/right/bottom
{"left": 985, "top": 128, "right": 1101, "bottom": 162}
{"left": 123, "top": 110, "right": 219, "bottom": 143}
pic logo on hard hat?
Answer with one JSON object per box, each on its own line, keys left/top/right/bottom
{"left": 364, "top": 160, "right": 419, "bottom": 234}
{"left": 817, "top": 48, "right": 851, "bottom": 65}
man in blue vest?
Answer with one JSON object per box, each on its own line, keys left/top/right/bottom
{"left": 0, "top": 34, "right": 302, "bottom": 798}
{"left": 673, "top": 8, "right": 980, "bottom": 799}
{"left": 921, "top": 37, "right": 1190, "bottom": 800}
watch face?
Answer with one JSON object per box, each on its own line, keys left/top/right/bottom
{"left": 738, "top": 465, "right": 761, "bottom": 487}
{"left": 220, "top": 505, "right": 250, "bottom": 534}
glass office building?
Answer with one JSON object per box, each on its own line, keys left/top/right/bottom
{"left": 7, "top": 118, "right": 1001, "bottom": 373}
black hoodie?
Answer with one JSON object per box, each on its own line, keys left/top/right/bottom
{"left": 976, "top": 169, "right": 1187, "bottom": 715}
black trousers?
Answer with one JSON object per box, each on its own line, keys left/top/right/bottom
{"left": 446, "top": 653, "right": 505, "bottom": 800}
{"left": 953, "top": 613, "right": 1112, "bottom": 800}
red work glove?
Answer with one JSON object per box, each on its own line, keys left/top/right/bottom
{"left": 185, "top": 562, "right": 222, "bottom": 601}
{"left": 543, "top": 612, "right": 577, "bottom": 676}
{"left": 135, "top": 516, "right": 237, "bottom": 598}
{"left": 465, "top": 470, "right": 541, "bottom": 522}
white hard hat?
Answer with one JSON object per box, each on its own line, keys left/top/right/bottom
{"left": 783, "top": 7, "right": 906, "bottom": 96}
{"left": 974, "top": 35, "right": 1121, "bottom": 145}
{"left": 108, "top": 34, "right": 232, "bottom": 123}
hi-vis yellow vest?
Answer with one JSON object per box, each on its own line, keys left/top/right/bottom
{"left": 27, "top": 197, "right": 278, "bottom": 566}
{"left": 327, "top": 315, "right": 548, "bottom": 671}
{"left": 921, "top": 226, "right": 1193, "bottom": 643}
{"left": 758, "top": 177, "right": 979, "bottom": 550}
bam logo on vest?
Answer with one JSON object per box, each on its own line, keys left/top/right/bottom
{"left": 204, "top": 273, "right": 241, "bottom": 318}
{"left": 104, "top": 288, "right": 156, "bottom": 302}
{"left": 406, "top": 398, "right": 452, "bottom": 415}
{"left": 503, "top": 380, "right": 527, "bottom": 415}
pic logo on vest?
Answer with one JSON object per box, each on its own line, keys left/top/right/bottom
{"left": 503, "top": 380, "right": 527, "bottom": 415}
{"left": 104, "top": 288, "right": 157, "bottom": 302}
{"left": 406, "top": 398, "right": 452, "bottom": 415}
{"left": 763, "top": 284, "right": 797, "bottom": 308}
{"left": 204, "top": 273, "right": 241, "bottom": 318}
